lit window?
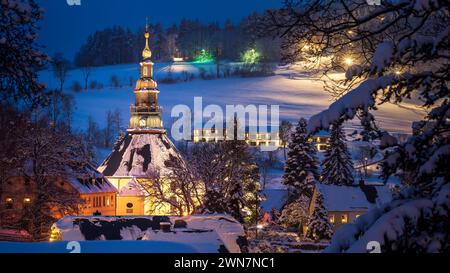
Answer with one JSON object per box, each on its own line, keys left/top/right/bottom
{"left": 5, "top": 198, "right": 13, "bottom": 209}
{"left": 23, "top": 197, "right": 32, "bottom": 204}
{"left": 356, "top": 214, "right": 361, "bottom": 219}
{"left": 143, "top": 66, "right": 148, "bottom": 76}
{"left": 329, "top": 215, "right": 335, "bottom": 223}
{"left": 341, "top": 214, "right": 348, "bottom": 224}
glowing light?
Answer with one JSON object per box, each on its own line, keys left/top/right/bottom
{"left": 241, "top": 48, "right": 261, "bottom": 64}
{"left": 257, "top": 224, "right": 264, "bottom": 230}
{"left": 329, "top": 215, "right": 335, "bottom": 223}
{"left": 23, "top": 197, "right": 31, "bottom": 203}
{"left": 341, "top": 214, "right": 348, "bottom": 224}
{"left": 193, "top": 49, "right": 214, "bottom": 63}
{"left": 344, "top": 57, "right": 354, "bottom": 66}
{"left": 395, "top": 71, "right": 401, "bottom": 75}
{"left": 5, "top": 198, "right": 13, "bottom": 203}
{"left": 173, "top": 57, "right": 184, "bottom": 62}
{"left": 182, "top": 211, "right": 189, "bottom": 217}
{"left": 347, "top": 30, "right": 354, "bottom": 35}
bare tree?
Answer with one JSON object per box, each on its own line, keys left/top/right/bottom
{"left": 279, "top": 120, "right": 293, "bottom": 160}
{"left": 81, "top": 65, "right": 92, "bottom": 91}
{"left": 51, "top": 53, "right": 70, "bottom": 93}
{"left": 142, "top": 155, "right": 203, "bottom": 216}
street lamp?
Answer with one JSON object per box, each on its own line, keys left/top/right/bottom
{"left": 344, "top": 57, "right": 354, "bottom": 66}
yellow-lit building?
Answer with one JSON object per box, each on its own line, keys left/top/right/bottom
{"left": 309, "top": 130, "right": 331, "bottom": 152}
{"left": 0, "top": 164, "right": 117, "bottom": 229}
{"left": 98, "top": 23, "right": 195, "bottom": 216}
{"left": 192, "top": 126, "right": 282, "bottom": 148}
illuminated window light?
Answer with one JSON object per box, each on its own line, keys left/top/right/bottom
{"left": 23, "top": 197, "right": 31, "bottom": 203}
{"left": 329, "top": 215, "right": 335, "bottom": 223}
{"left": 356, "top": 214, "right": 361, "bottom": 219}
{"left": 341, "top": 214, "right": 348, "bottom": 224}
{"left": 5, "top": 198, "right": 13, "bottom": 203}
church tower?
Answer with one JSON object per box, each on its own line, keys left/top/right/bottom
{"left": 129, "top": 22, "right": 164, "bottom": 133}
{"left": 98, "top": 21, "right": 192, "bottom": 216}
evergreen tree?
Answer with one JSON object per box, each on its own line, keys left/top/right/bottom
{"left": 306, "top": 193, "right": 333, "bottom": 241}
{"left": 321, "top": 123, "right": 354, "bottom": 186}
{"left": 282, "top": 118, "right": 319, "bottom": 198}
{"left": 0, "top": 0, "right": 48, "bottom": 108}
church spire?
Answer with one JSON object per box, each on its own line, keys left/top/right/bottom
{"left": 142, "top": 18, "right": 152, "bottom": 60}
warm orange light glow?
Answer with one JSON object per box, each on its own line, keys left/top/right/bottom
{"left": 344, "top": 57, "right": 354, "bottom": 66}
{"left": 23, "top": 197, "right": 31, "bottom": 203}
{"left": 329, "top": 215, "right": 335, "bottom": 223}
{"left": 341, "top": 214, "right": 348, "bottom": 224}
{"left": 182, "top": 212, "right": 189, "bottom": 217}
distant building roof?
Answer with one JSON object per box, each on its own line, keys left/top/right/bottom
{"left": 316, "top": 183, "right": 392, "bottom": 212}
{"left": 314, "top": 130, "right": 331, "bottom": 137}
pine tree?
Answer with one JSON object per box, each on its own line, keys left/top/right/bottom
{"left": 306, "top": 193, "right": 333, "bottom": 241}
{"left": 321, "top": 123, "right": 354, "bottom": 186}
{"left": 282, "top": 118, "right": 319, "bottom": 198}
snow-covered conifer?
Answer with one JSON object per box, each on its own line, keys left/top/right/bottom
{"left": 321, "top": 123, "right": 354, "bottom": 186}
{"left": 306, "top": 193, "right": 333, "bottom": 241}
{"left": 282, "top": 118, "right": 319, "bottom": 198}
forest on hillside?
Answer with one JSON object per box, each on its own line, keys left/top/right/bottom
{"left": 74, "top": 13, "right": 281, "bottom": 67}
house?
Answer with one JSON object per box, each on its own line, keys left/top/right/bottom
{"left": 306, "top": 182, "right": 393, "bottom": 232}
{"left": 0, "top": 164, "right": 117, "bottom": 229}
{"left": 309, "top": 130, "right": 331, "bottom": 152}
{"left": 192, "top": 125, "right": 282, "bottom": 148}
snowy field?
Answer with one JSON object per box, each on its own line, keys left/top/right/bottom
{"left": 39, "top": 62, "right": 426, "bottom": 137}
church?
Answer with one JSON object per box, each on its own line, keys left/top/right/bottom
{"left": 98, "top": 23, "right": 189, "bottom": 216}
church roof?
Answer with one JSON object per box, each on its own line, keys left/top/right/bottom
{"left": 98, "top": 133, "right": 180, "bottom": 177}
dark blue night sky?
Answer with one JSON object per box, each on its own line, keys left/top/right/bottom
{"left": 37, "top": 0, "right": 282, "bottom": 60}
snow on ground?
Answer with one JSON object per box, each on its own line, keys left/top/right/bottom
{"left": 39, "top": 62, "right": 425, "bottom": 137}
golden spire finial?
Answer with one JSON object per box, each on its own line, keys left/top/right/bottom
{"left": 142, "top": 17, "right": 152, "bottom": 60}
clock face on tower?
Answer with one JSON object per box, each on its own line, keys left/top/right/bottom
{"left": 139, "top": 118, "right": 146, "bottom": 128}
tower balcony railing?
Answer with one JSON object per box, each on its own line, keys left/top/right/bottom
{"left": 130, "top": 105, "right": 163, "bottom": 113}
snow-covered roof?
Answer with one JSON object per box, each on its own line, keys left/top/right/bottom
{"left": 314, "top": 130, "right": 331, "bottom": 138}
{"left": 118, "top": 177, "right": 148, "bottom": 196}
{"left": 261, "top": 189, "right": 288, "bottom": 212}
{"left": 67, "top": 164, "right": 117, "bottom": 194}
{"left": 98, "top": 133, "right": 180, "bottom": 177}
{"left": 316, "top": 183, "right": 392, "bottom": 212}
{"left": 51, "top": 214, "right": 246, "bottom": 253}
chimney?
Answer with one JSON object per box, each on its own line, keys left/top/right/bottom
{"left": 160, "top": 222, "right": 171, "bottom": 232}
